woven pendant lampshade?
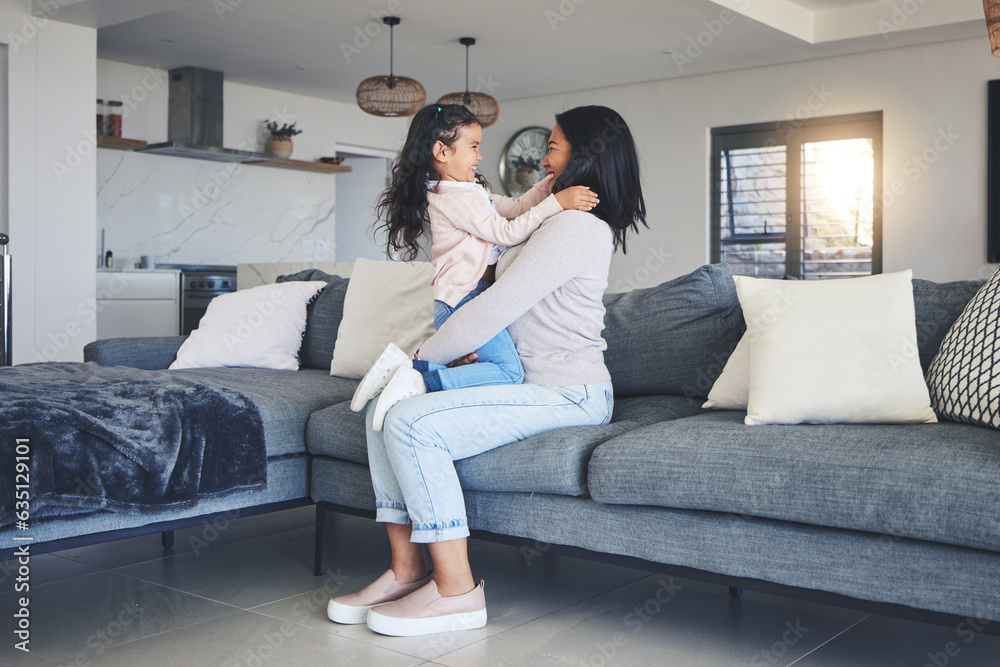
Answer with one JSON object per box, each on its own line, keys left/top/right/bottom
{"left": 987, "top": 0, "right": 1000, "bottom": 56}
{"left": 356, "top": 16, "right": 426, "bottom": 117}
{"left": 437, "top": 37, "right": 499, "bottom": 128}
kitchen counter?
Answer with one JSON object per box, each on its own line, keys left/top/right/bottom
{"left": 98, "top": 268, "right": 180, "bottom": 274}
{"left": 155, "top": 264, "right": 237, "bottom": 273}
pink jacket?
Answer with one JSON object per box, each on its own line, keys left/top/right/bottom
{"left": 427, "top": 176, "right": 562, "bottom": 307}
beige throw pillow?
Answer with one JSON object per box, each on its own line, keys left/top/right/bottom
{"left": 702, "top": 333, "right": 750, "bottom": 410}
{"left": 730, "top": 270, "right": 937, "bottom": 425}
{"left": 329, "top": 258, "right": 436, "bottom": 379}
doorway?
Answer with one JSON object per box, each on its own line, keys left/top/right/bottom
{"left": 334, "top": 145, "right": 394, "bottom": 261}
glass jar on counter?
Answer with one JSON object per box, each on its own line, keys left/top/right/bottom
{"left": 107, "top": 101, "right": 123, "bottom": 138}
{"left": 96, "top": 99, "right": 106, "bottom": 136}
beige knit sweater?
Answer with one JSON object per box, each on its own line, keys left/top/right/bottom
{"left": 419, "top": 210, "right": 613, "bottom": 387}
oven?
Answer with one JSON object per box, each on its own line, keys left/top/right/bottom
{"left": 157, "top": 264, "right": 237, "bottom": 335}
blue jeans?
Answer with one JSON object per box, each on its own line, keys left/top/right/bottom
{"left": 366, "top": 380, "right": 614, "bottom": 542}
{"left": 411, "top": 281, "right": 524, "bottom": 392}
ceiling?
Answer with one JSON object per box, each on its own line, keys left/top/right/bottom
{"left": 45, "top": 0, "right": 988, "bottom": 104}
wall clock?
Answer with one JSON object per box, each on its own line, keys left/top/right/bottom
{"left": 498, "top": 126, "right": 550, "bottom": 196}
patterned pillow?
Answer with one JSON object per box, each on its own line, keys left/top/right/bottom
{"left": 926, "top": 268, "right": 1000, "bottom": 428}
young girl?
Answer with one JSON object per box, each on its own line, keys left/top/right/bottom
{"left": 349, "top": 104, "right": 598, "bottom": 430}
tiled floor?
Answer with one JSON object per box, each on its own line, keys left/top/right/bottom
{"left": 2, "top": 507, "right": 998, "bottom": 666}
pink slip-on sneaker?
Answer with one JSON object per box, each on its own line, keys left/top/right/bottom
{"left": 327, "top": 569, "right": 433, "bottom": 624}
{"left": 366, "top": 580, "right": 487, "bottom": 637}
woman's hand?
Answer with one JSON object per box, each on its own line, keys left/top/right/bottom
{"left": 554, "top": 186, "right": 599, "bottom": 212}
{"left": 446, "top": 352, "right": 478, "bottom": 368}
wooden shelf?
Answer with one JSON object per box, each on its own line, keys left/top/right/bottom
{"left": 248, "top": 157, "right": 352, "bottom": 173}
{"left": 95, "top": 136, "right": 352, "bottom": 174}
{"left": 96, "top": 135, "right": 148, "bottom": 150}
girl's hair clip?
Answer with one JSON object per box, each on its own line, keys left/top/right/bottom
{"left": 436, "top": 106, "right": 442, "bottom": 113}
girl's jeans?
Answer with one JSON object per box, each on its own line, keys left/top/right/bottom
{"left": 366, "top": 380, "right": 614, "bottom": 542}
{"left": 411, "top": 281, "right": 524, "bottom": 392}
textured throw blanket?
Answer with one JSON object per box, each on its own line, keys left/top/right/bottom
{"left": 0, "top": 363, "right": 266, "bottom": 527}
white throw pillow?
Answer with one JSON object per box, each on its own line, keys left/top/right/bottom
{"left": 329, "top": 258, "right": 436, "bottom": 379}
{"left": 926, "top": 266, "right": 1000, "bottom": 429}
{"left": 732, "top": 270, "right": 937, "bottom": 425}
{"left": 702, "top": 333, "right": 750, "bottom": 410}
{"left": 170, "top": 281, "right": 327, "bottom": 371}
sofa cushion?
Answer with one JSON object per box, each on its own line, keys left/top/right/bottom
{"left": 276, "top": 269, "right": 351, "bottom": 371}
{"left": 588, "top": 411, "right": 1000, "bottom": 552}
{"left": 172, "top": 368, "right": 357, "bottom": 457}
{"left": 602, "top": 264, "right": 744, "bottom": 399}
{"left": 307, "top": 394, "right": 707, "bottom": 496}
{"left": 307, "top": 401, "right": 367, "bottom": 463}
{"left": 912, "top": 277, "right": 984, "bottom": 373}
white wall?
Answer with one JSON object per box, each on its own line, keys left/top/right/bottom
{"left": 0, "top": 1, "right": 96, "bottom": 364}
{"left": 35, "top": 21, "right": 96, "bottom": 362}
{"left": 479, "top": 37, "right": 1000, "bottom": 289}
{"left": 333, "top": 155, "right": 390, "bottom": 261}
{"left": 96, "top": 60, "right": 408, "bottom": 270}
{"left": 0, "top": 44, "right": 8, "bottom": 238}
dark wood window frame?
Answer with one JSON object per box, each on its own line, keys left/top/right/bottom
{"left": 710, "top": 112, "right": 883, "bottom": 278}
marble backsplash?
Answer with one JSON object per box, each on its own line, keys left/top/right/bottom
{"left": 97, "top": 149, "right": 337, "bottom": 269}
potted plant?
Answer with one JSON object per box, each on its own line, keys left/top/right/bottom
{"left": 264, "top": 120, "right": 302, "bottom": 159}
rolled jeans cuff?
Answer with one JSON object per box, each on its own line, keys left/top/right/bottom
{"left": 375, "top": 502, "right": 409, "bottom": 526}
{"left": 409, "top": 521, "right": 470, "bottom": 544}
{"left": 411, "top": 359, "right": 443, "bottom": 392}
{"left": 422, "top": 370, "right": 443, "bottom": 393}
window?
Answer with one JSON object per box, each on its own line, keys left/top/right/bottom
{"left": 710, "top": 112, "right": 882, "bottom": 279}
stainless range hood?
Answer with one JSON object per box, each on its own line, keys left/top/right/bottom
{"left": 136, "top": 67, "right": 267, "bottom": 164}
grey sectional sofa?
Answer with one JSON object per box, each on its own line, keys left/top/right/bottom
{"left": 6, "top": 264, "right": 997, "bottom": 628}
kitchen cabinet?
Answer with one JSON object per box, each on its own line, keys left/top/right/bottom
{"left": 96, "top": 269, "right": 180, "bottom": 339}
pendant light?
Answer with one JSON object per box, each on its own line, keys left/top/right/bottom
{"left": 987, "top": 0, "right": 1000, "bottom": 56}
{"left": 356, "top": 16, "right": 426, "bottom": 117}
{"left": 437, "top": 37, "right": 499, "bottom": 128}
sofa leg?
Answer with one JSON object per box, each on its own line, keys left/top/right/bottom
{"left": 162, "top": 530, "right": 174, "bottom": 550}
{"left": 314, "top": 502, "right": 327, "bottom": 576}
{"left": 729, "top": 586, "right": 742, "bottom": 599}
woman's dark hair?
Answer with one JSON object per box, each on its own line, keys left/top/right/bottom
{"left": 375, "top": 104, "right": 487, "bottom": 261}
{"left": 551, "top": 106, "right": 647, "bottom": 252}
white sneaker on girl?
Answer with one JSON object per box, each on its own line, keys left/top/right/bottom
{"left": 371, "top": 365, "right": 427, "bottom": 431}
{"left": 351, "top": 343, "right": 410, "bottom": 412}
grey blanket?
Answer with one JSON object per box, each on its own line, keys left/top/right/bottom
{"left": 0, "top": 363, "right": 265, "bottom": 526}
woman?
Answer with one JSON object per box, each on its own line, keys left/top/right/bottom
{"left": 328, "top": 105, "right": 647, "bottom": 637}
